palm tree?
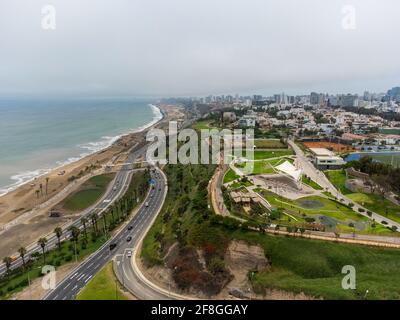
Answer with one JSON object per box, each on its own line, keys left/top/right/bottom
{"left": 69, "top": 226, "right": 81, "bottom": 259}
{"left": 45, "top": 177, "right": 50, "bottom": 195}
{"left": 2, "top": 257, "right": 12, "bottom": 275}
{"left": 37, "top": 238, "right": 48, "bottom": 264}
{"left": 101, "top": 212, "right": 107, "bottom": 231}
{"left": 81, "top": 217, "right": 88, "bottom": 239}
{"left": 90, "top": 213, "right": 98, "bottom": 234}
{"left": 54, "top": 227, "right": 63, "bottom": 250}
{"left": 18, "top": 247, "right": 27, "bottom": 268}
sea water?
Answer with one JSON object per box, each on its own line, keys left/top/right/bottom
{"left": 0, "top": 97, "right": 162, "bottom": 196}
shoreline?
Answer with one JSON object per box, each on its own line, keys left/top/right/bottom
{"left": 0, "top": 103, "right": 163, "bottom": 198}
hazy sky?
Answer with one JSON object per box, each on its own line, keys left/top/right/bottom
{"left": 1, "top": 0, "right": 399, "bottom": 97}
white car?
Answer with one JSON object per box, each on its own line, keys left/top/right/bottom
{"left": 126, "top": 250, "right": 132, "bottom": 258}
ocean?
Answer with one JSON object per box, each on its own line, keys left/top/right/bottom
{"left": 0, "top": 97, "right": 162, "bottom": 196}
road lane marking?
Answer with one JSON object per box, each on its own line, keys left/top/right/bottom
{"left": 77, "top": 273, "right": 85, "bottom": 281}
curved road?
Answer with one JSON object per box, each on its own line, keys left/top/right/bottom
{"left": 0, "top": 144, "right": 148, "bottom": 277}
{"left": 44, "top": 166, "right": 167, "bottom": 300}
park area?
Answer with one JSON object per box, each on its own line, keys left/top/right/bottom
{"left": 243, "top": 149, "right": 294, "bottom": 160}
{"left": 58, "top": 173, "right": 115, "bottom": 212}
{"left": 256, "top": 189, "right": 395, "bottom": 236}
{"left": 325, "top": 169, "right": 400, "bottom": 224}
{"left": 254, "top": 139, "right": 286, "bottom": 149}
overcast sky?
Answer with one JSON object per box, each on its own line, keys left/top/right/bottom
{"left": 1, "top": 0, "right": 399, "bottom": 97}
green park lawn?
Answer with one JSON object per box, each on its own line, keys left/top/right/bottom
{"left": 62, "top": 173, "right": 115, "bottom": 211}
{"left": 223, "top": 168, "right": 240, "bottom": 183}
{"left": 76, "top": 262, "right": 129, "bottom": 300}
{"left": 242, "top": 149, "right": 294, "bottom": 160}
{"left": 253, "top": 139, "right": 286, "bottom": 149}
{"left": 192, "top": 120, "right": 216, "bottom": 130}
{"left": 347, "top": 193, "right": 400, "bottom": 224}
{"left": 301, "top": 176, "right": 323, "bottom": 190}
{"left": 262, "top": 192, "right": 365, "bottom": 222}
{"left": 325, "top": 169, "right": 352, "bottom": 194}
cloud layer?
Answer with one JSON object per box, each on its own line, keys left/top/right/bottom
{"left": 1, "top": 0, "right": 399, "bottom": 96}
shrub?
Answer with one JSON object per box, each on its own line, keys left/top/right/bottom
{"left": 358, "top": 208, "right": 365, "bottom": 213}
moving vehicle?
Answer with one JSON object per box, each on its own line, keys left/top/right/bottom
{"left": 126, "top": 236, "right": 132, "bottom": 242}
{"left": 109, "top": 243, "right": 117, "bottom": 251}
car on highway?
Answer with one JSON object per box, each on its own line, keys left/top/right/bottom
{"left": 109, "top": 243, "right": 117, "bottom": 251}
{"left": 145, "top": 202, "right": 149, "bottom": 207}
{"left": 128, "top": 225, "right": 133, "bottom": 230}
{"left": 126, "top": 250, "right": 132, "bottom": 258}
{"left": 126, "top": 236, "right": 132, "bottom": 242}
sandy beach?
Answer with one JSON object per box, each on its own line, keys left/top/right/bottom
{"left": 0, "top": 104, "right": 185, "bottom": 258}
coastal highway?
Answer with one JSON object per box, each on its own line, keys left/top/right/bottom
{"left": 0, "top": 143, "right": 149, "bottom": 277}
{"left": 44, "top": 167, "right": 167, "bottom": 300}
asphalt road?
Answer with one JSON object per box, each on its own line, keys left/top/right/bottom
{"left": 0, "top": 144, "right": 147, "bottom": 277}
{"left": 44, "top": 167, "right": 166, "bottom": 300}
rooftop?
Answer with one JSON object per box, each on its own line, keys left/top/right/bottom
{"left": 309, "top": 148, "right": 334, "bottom": 156}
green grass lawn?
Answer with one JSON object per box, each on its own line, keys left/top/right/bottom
{"left": 62, "top": 173, "right": 115, "bottom": 211}
{"left": 254, "top": 139, "right": 286, "bottom": 149}
{"left": 223, "top": 168, "right": 240, "bottom": 183}
{"left": 230, "top": 229, "right": 400, "bottom": 299}
{"left": 302, "top": 176, "right": 323, "bottom": 190}
{"left": 347, "top": 193, "right": 400, "bottom": 224}
{"left": 263, "top": 192, "right": 364, "bottom": 222}
{"left": 242, "top": 149, "right": 293, "bottom": 160}
{"left": 76, "top": 262, "right": 129, "bottom": 300}
{"left": 325, "top": 170, "right": 353, "bottom": 194}
{"left": 192, "top": 120, "right": 216, "bottom": 130}
{"left": 230, "top": 181, "right": 253, "bottom": 189}
{"left": 235, "top": 159, "right": 284, "bottom": 175}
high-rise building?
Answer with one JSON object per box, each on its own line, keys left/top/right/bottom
{"left": 340, "top": 94, "right": 359, "bottom": 108}
{"left": 310, "top": 92, "right": 319, "bottom": 105}
{"left": 363, "top": 91, "right": 371, "bottom": 101}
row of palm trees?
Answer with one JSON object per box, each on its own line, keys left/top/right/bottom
{"left": 2, "top": 170, "right": 150, "bottom": 277}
